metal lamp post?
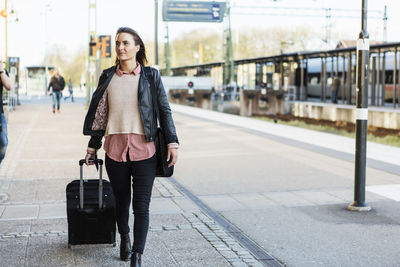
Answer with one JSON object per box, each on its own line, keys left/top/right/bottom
{"left": 5, "top": 0, "right": 7, "bottom": 61}
{"left": 1, "top": 0, "right": 8, "bottom": 62}
{"left": 348, "top": 0, "right": 371, "bottom": 212}
{"left": 154, "top": 0, "right": 159, "bottom": 68}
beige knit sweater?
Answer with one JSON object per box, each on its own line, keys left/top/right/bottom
{"left": 105, "top": 74, "right": 144, "bottom": 136}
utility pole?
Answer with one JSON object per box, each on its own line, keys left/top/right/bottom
{"left": 44, "top": 1, "right": 51, "bottom": 95}
{"left": 87, "top": 0, "right": 97, "bottom": 106}
{"left": 348, "top": 0, "right": 371, "bottom": 212}
{"left": 223, "top": 1, "right": 234, "bottom": 88}
{"left": 325, "top": 8, "right": 332, "bottom": 48}
{"left": 4, "top": 0, "right": 7, "bottom": 61}
{"left": 164, "top": 23, "right": 171, "bottom": 76}
{"left": 383, "top": 5, "right": 387, "bottom": 43}
{"left": 154, "top": 0, "right": 159, "bottom": 67}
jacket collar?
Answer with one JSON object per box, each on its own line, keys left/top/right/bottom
{"left": 139, "top": 64, "right": 152, "bottom": 87}
{"left": 103, "top": 65, "right": 117, "bottom": 77}
{"left": 102, "top": 64, "right": 149, "bottom": 90}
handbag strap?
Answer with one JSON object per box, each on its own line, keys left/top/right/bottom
{"left": 143, "top": 66, "right": 160, "bottom": 126}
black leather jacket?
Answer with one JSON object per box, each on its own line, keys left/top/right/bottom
{"left": 83, "top": 65, "right": 179, "bottom": 149}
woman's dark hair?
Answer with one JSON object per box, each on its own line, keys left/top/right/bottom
{"left": 115, "top": 27, "right": 148, "bottom": 66}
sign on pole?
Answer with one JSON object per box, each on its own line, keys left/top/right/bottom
{"left": 89, "top": 35, "right": 111, "bottom": 58}
{"left": 162, "top": 1, "right": 226, "bottom": 23}
{"left": 98, "top": 35, "right": 111, "bottom": 58}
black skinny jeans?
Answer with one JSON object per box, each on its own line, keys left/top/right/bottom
{"left": 105, "top": 153, "right": 157, "bottom": 254}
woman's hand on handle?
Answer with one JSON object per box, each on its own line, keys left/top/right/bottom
{"left": 85, "top": 151, "right": 97, "bottom": 166}
{"left": 167, "top": 148, "right": 178, "bottom": 168}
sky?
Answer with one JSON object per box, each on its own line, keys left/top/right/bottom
{"left": 1, "top": 0, "right": 400, "bottom": 68}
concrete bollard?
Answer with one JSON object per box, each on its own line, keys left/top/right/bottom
{"left": 193, "top": 90, "right": 212, "bottom": 109}
{"left": 169, "top": 89, "right": 213, "bottom": 109}
{"left": 240, "top": 89, "right": 285, "bottom": 116}
{"left": 169, "top": 89, "right": 188, "bottom": 105}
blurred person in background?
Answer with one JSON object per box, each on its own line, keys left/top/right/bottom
{"left": 0, "top": 56, "right": 13, "bottom": 165}
{"left": 64, "top": 78, "right": 74, "bottom": 102}
{"left": 47, "top": 69, "right": 65, "bottom": 113}
{"left": 331, "top": 75, "right": 340, "bottom": 104}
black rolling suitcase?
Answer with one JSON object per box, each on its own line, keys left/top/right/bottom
{"left": 66, "top": 159, "right": 116, "bottom": 248}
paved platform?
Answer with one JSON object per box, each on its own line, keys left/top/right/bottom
{"left": 0, "top": 98, "right": 264, "bottom": 267}
{"left": 170, "top": 103, "right": 400, "bottom": 267}
{"left": 2, "top": 97, "right": 400, "bottom": 266}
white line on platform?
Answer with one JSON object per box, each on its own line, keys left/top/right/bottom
{"left": 0, "top": 112, "right": 40, "bottom": 193}
{"left": 367, "top": 184, "right": 400, "bottom": 201}
{"left": 171, "top": 104, "right": 400, "bottom": 166}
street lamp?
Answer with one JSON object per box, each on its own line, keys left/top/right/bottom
{"left": 1, "top": 0, "right": 19, "bottom": 66}
{"left": 1, "top": 0, "right": 8, "bottom": 61}
{"left": 41, "top": 1, "right": 52, "bottom": 95}
{"left": 154, "top": 0, "right": 159, "bottom": 67}
{"left": 348, "top": 0, "right": 371, "bottom": 212}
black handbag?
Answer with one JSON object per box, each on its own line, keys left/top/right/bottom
{"left": 144, "top": 67, "right": 174, "bottom": 177}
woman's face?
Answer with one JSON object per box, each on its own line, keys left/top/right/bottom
{"left": 115, "top": 32, "right": 140, "bottom": 63}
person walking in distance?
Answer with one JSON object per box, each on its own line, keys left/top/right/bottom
{"left": 0, "top": 56, "right": 13, "bottom": 165}
{"left": 47, "top": 69, "right": 65, "bottom": 113}
{"left": 83, "top": 27, "right": 179, "bottom": 266}
{"left": 331, "top": 75, "right": 340, "bottom": 104}
{"left": 64, "top": 78, "right": 74, "bottom": 102}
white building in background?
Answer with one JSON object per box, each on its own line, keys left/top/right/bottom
{"left": 25, "top": 66, "right": 54, "bottom": 96}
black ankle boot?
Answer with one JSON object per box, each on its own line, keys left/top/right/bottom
{"left": 120, "top": 234, "right": 132, "bottom": 261}
{"left": 130, "top": 252, "right": 142, "bottom": 267}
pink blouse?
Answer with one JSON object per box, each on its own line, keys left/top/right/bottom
{"left": 104, "top": 133, "right": 155, "bottom": 162}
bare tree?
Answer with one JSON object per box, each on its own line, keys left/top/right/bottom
{"left": 155, "top": 26, "right": 318, "bottom": 67}
{"left": 43, "top": 45, "right": 87, "bottom": 86}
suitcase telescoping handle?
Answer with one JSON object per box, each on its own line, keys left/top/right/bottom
{"left": 78, "top": 159, "right": 104, "bottom": 210}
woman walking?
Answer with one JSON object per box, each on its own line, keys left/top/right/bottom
{"left": 83, "top": 27, "right": 179, "bottom": 266}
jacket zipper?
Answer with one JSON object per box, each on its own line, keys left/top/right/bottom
{"left": 147, "top": 80, "right": 154, "bottom": 141}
